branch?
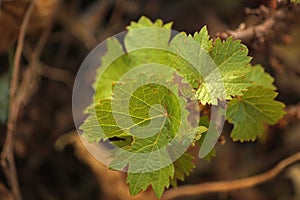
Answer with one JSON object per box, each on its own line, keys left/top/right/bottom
{"left": 1, "top": 1, "right": 60, "bottom": 199}
{"left": 0, "top": 1, "right": 36, "bottom": 200}
{"left": 161, "top": 152, "right": 300, "bottom": 200}
{"left": 36, "top": 63, "right": 74, "bottom": 89}
{"left": 217, "top": 5, "right": 289, "bottom": 43}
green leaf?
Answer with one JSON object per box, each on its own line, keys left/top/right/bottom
{"left": 291, "top": 0, "right": 300, "bottom": 4}
{"left": 126, "top": 16, "right": 172, "bottom": 51}
{"left": 193, "top": 26, "right": 212, "bottom": 52}
{"left": 94, "top": 43, "right": 196, "bottom": 103}
{"left": 0, "top": 72, "right": 10, "bottom": 124}
{"left": 226, "top": 86, "right": 286, "bottom": 142}
{"left": 127, "top": 16, "right": 173, "bottom": 30}
{"left": 92, "top": 65, "right": 194, "bottom": 198}
{"left": 127, "top": 164, "right": 174, "bottom": 197}
{"left": 80, "top": 110, "right": 106, "bottom": 143}
{"left": 196, "top": 37, "right": 252, "bottom": 105}
{"left": 94, "top": 37, "right": 128, "bottom": 100}
{"left": 245, "top": 64, "right": 275, "bottom": 89}
{"left": 167, "top": 32, "right": 204, "bottom": 88}
{"left": 170, "top": 152, "right": 195, "bottom": 187}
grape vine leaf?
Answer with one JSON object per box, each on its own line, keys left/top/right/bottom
{"left": 226, "top": 86, "right": 286, "bottom": 141}
{"left": 92, "top": 65, "right": 198, "bottom": 198}
{"left": 170, "top": 153, "right": 195, "bottom": 187}
{"left": 193, "top": 26, "right": 212, "bottom": 52}
{"left": 195, "top": 37, "right": 252, "bottom": 105}
{"left": 126, "top": 16, "right": 172, "bottom": 51}
{"left": 127, "top": 16, "right": 173, "bottom": 30}
{"left": 93, "top": 37, "right": 128, "bottom": 100}
{"left": 127, "top": 164, "right": 174, "bottom": 197}
{"left": 80, "top": 106, "right": 107, "bottom": 142}
{"left": 245, "top": 64, "right": 275, "bottom": 90}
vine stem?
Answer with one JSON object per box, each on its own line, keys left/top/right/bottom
{"left": 0, "top": 1, "right": 36, "bottom": 200}
{"left": 161, "top": 152, "right": 300, "bottom": 200}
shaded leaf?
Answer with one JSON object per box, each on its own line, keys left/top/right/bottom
{"left": 226, "top": 86, "right": 285, "bottom": 141}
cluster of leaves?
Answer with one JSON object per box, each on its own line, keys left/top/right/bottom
{"left": 80, "top": 16, "right": 285, "bottom": 198}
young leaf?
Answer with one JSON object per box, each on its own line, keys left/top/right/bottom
{"left": 126, "top": 16, "right": 172, "bottom": 51}
{"left": 193, "top": 26, "right": 213, "bottom": 52}
{"left": 226, "top": 86, "right": 285, "bottom": 141}
{"left": 127, "top": 164, "right": 174, "bottom": 197}
{"left": 196, "top": 37, "right": 252, "bottom": 105}
{"left": 127, "top": 16, "right": 173, "bottom": 30}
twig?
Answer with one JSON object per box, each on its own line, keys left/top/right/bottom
{"left": 14, "top": 0, "right": 60, "bottom": 112}
{"left": 21, "top": 16, "right": 74, "bottom": 90}
{"left": 0, "top": 1, "right": 61, "bottom": 199}
{"left": 161, "top": 152, "right": 300, "bottom": 200}
{"left": 37, "top": 63, "right": 74, "bottom": 89}
{"left": 217, "top": 5, "right": 287, "bottom": 43}
{"left": 0, "top": 1, "right": 36, "bottom": 200}
{"left": 13, "top": 0, "right": 60, "bottom": 126}
{"left": 10, "top": 0, "right": 35, "bottom": 105}
{"left": 0, "top": 182, "right": 14, "bottom": 200}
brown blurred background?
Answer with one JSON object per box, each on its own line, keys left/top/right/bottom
{"left": 0, "top": 0, "right": 300, "bottom": 200}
